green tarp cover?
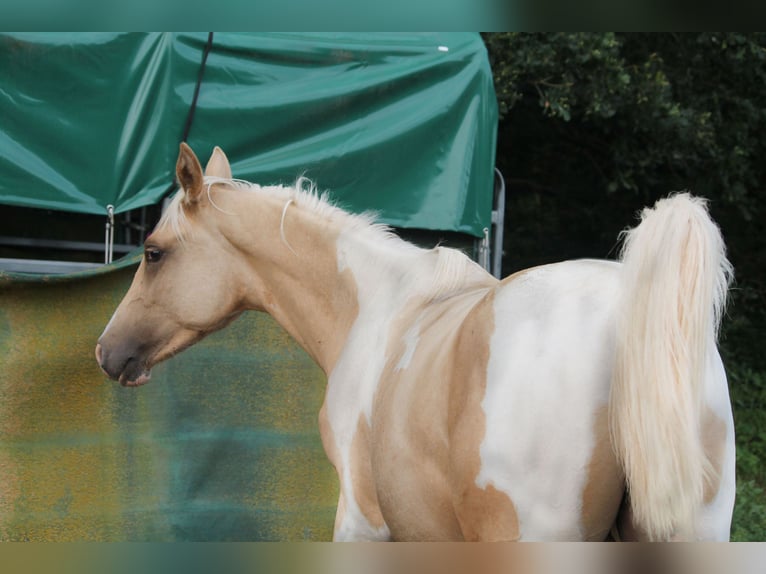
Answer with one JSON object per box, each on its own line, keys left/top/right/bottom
{"left": 0, "top": 32, "right": 497, "bottom": 237}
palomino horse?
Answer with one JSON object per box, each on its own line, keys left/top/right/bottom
{"left": 96, "top": 143, "right": 736, "bottom": 541}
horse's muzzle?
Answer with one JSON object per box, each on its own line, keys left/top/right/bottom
{"left": 95, "top": 342, "right": 152, "bottom": 387}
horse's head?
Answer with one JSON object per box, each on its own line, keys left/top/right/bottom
{"left": 96, "top": 143, "right": 245, "bottom": 386}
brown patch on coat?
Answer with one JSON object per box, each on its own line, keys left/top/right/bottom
{"left": 361, "top": 273, "right": 502, "bottom": 540}
{"left": 579, "top": 406, "right": 625, "bottom": 540}
{"left": 370, "top": 296, "right": 476, "bottom": 540}
{"left": 454, "top": 482, "right": 521, "bottom": 542}
{"left": 370, "top": 299, "right": 460, "bottom": 541}
{"left": 322, "top": 266, "right": 360, "bottom": 374}
{"left": 448, "top": 289, "right": 521, "bottom": 541}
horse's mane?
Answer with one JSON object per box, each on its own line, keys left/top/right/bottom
{"left": 157, "top": 177, "right": 495, "bottom": 301}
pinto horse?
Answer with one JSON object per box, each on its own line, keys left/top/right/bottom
{"left": 96, "top": 144, "right": 735, "bottom": 541}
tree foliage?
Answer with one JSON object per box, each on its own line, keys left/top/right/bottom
{"left": 484, "top": 33, "right": 766, "bottom": 211}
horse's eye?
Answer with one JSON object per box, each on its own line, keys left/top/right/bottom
{"left": 145, "top": 248, "right": 163, "bottom": 263}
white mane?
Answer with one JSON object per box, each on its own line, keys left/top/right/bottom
{"left": 157, "top": 176, "right": 495, "bottom": 301}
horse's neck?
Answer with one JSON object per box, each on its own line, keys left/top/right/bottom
{"left": 223, "top": 189, "right": 495, "bottom": 376}
{"left": 222, "top": 191, "right": 422, "bottom": 374}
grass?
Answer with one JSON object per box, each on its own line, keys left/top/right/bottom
{"left": 728, "top": 364, "right": 766, "bottom": 541}
{"left": 721, "top": 284, "right": 766, "bottom": 541}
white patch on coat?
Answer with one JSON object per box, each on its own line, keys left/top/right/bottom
{"left": 477, "top": 259, "right": 620, "bottom": 540}
{"left": 395, "top": 319, "right": 422, "bottom": 372}
{"left": 324, "top": 231, "right": 428, "bottom": 540}
{"left": 334, "top": 503, "right": 391, "bottom": 541}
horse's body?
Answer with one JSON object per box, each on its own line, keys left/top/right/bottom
{"left": 332, "top": 258, "right": 626, "bottom": 541}
{"left": 96, "top": 144, "right": 736, "bottom": 541}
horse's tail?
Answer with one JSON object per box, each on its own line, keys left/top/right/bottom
{"left": 609, "top": 193, "right": 733, "bottom": 540}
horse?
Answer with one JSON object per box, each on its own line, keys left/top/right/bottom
{"left": 96, "top": 143, "right": 736, "bottom": 541}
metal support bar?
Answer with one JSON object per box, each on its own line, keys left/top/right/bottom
{"left": 0, "top": 237, "right": 136, "bottom": 254}
{"left": 474, "top": 167, "right": 507, "bottom": 279}
{"left": 105, "top": 205, "right": 115, "bottom": 264}
{"left": 478, "top": 227, "right": 491, "bottom": 272}
{"left": 0, "top": 257, "right": 101, "bottom": 274}
{"left": 121, "top": 206, "right": 150, "bottom": 246}
{"left": 491, "top": 167, "right": 506, "bottom": 279}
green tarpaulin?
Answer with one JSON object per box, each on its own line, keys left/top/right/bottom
{"left": 0, "top": 32, "right": 497, "bottom": 237}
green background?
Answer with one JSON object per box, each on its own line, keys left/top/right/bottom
{"left": 0, "top": 263, "right": 337, "bottom": 540}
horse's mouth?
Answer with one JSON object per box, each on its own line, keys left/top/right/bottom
{"left": 114, "top": 356, "right": 153, "bottom": 387}
{"left": 119, "top": 369, "right": 152, "bottom": 387}
{"left": 95, "top": 343, "right": 153, "bottom": 387}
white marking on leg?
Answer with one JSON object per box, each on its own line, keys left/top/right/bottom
{"left": 334, "top": 485, "right": 391, "bottom": 541}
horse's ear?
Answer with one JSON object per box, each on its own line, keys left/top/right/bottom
{"left": 204, "top": 146, "right": 233, "bottom": 179}
{"left": 176, "top": 142, "right": 204, "bottom": 205}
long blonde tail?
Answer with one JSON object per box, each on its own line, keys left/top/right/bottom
{"left": 610, "top": 193, "right": 733, "bottom": 540}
